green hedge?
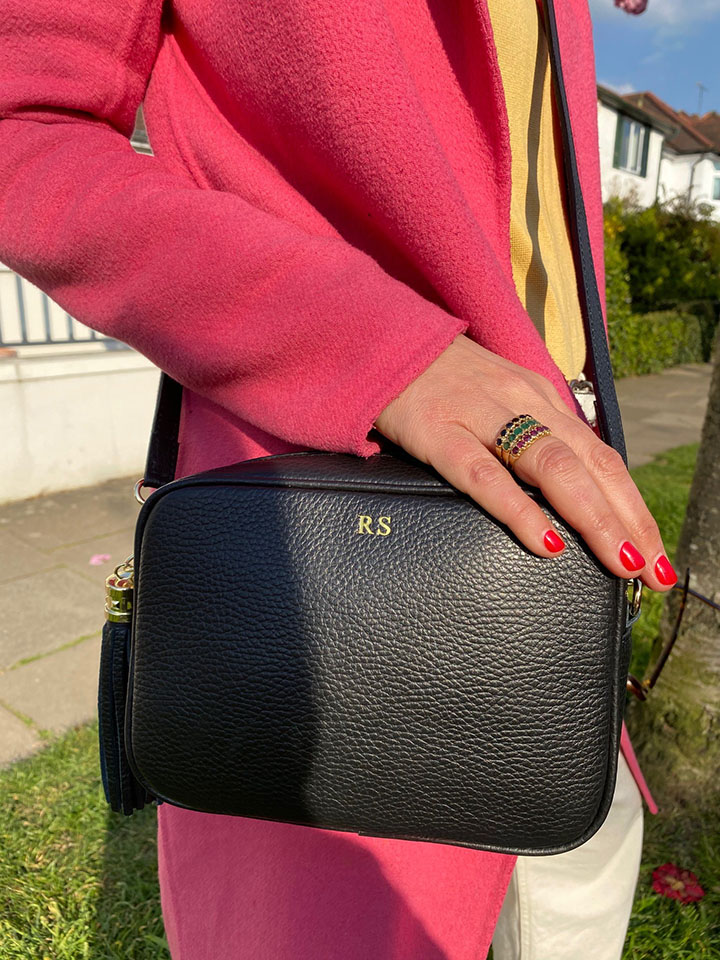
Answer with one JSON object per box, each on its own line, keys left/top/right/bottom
{"left": 603, "top": 197, "right": 719, "bottom": 377}
{"left": 612, "top": 198, "right": 720, "bottom": 312}
{"left": 680, "top": 299, "right": 719, "bottom": 361}
{"left": 608, "top": 310, "right": 705, "bottom": 378}
{"left": 604, "top": 202, "right": 633, "bottom": 329}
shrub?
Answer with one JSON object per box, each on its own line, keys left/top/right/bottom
{"left": 608, "top": 310, "right": 704, "bottom": 378}
{"left": 603, "top": 200, "right": 633, "bottom": 330}
{"left": 679, "top": 299, "right": 719, "bottom": 362}
{"left": 605, "top": 195, "right": 720, "bottom": 314}
{"left": 603, "top": 196, "right": 720, "bottom": 376}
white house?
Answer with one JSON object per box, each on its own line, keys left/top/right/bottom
{"left": 597, "top": 85, "right": 671, "bottom": 207}
{"left": 598, "top": 85, "right": 720, "bottom": 219}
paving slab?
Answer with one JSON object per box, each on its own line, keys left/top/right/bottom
{"left": 49, "top": 528, "right": 136, "bottom": 588}
{"left": 0, "top": 567, "right": 102, "bottom": 669}
{"left": 0, "top": 705, "right": 43, "bottom": 767}
{"left": 0, "top": 529, "right": 55, "bottom": 583}
{"left": 0, "top": 635, "right": 101, "bottom": 734}
{"left": 0, "top": 475, "right": 141, "bottom": 551}
{"left": 656, "top": 363, "right": 713, "bottom": 377}
{"left": 616, "top": 363, "right": 712, "bottom": 469}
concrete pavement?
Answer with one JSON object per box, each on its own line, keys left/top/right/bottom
{"left": 615, "top": 362, "right": 713, "bottom": 468}
{"left": 0, "top": 477, "right": 141, "bottom": 764}
{"left": 0, "top": 361, "right": 713, "bottom": 766}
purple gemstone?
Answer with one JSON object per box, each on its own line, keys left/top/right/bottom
{"left": 511, "top": 445, "right": 519, "bottom": 454}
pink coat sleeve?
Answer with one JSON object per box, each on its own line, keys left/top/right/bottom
{"left": 0, "top": 0, "right": 466, "bottom": 456}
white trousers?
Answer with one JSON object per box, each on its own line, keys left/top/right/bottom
{"left": 492, "top": 751, "right": 644, "bottom": 960}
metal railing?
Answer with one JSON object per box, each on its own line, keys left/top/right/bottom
{"left": 0, "top": 267, "right": 125, "bottom": 349}
{"left": 0, "top": 122, "right": 149, "bottom": 352}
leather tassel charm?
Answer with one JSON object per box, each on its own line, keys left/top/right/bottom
{"left": 98, "top": 558, "right": 153, "bottom": 815}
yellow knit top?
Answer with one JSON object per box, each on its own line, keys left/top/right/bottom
{"left": 486, "top": 0, "right": 587, "bottom": 381}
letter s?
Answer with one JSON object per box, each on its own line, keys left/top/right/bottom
{"left": 376, "top": 516, "right": 392, "bottom": 536}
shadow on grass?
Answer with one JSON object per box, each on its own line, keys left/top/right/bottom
{"left": 1, "top": 705, "right": 716, "bottom": 958}
{"left": 92, "top": 802, "right": 170, "bottom": 959}
{"left": 0, "top": 723, "right": 169, "bottom": 960}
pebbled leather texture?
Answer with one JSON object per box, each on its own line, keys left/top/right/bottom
{"left": 124, "top": 452, "right": 632, "bottom": 855}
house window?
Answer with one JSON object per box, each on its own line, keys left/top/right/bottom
{"left": 613, "top": 115, "right": 650, "bottom": 177}
{"left": 713, "top": 161, "right": 720, "bottom": 201}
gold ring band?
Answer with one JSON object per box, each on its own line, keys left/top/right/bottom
{"left": 494, "top": 415, "right": 552, "bottom": 470}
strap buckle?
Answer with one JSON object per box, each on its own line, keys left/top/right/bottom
{"left": 568, "top": 375, "right": 598, "bottom": 428}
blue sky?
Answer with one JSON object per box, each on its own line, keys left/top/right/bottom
{"left": 589, "top": 0, "right": 720, "bottom": 115}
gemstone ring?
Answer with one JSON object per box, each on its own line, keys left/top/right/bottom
{"left": 493, "top": 415, "right": 552, "bottom": 471}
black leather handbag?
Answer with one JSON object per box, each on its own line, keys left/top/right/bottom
{"left": 98, "top": 0, "right": 643, "bottom": 856}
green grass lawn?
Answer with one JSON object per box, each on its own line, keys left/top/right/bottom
{"left": 622, "top": 442, "right": 720, "bottom": 958}
{"left": 1, "top": 442, "right": 717, "bottom": 959}
{"left": 626, "top": 443, "right": 702, "bottom": 682}
{"left": 0, "top": 724, "right": 168, "bottom": 960}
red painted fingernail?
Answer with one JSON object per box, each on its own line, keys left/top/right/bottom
{"left": 544, "top": 529, "right": 566, "bottom": 553}
{"left": 655, "top": 555, "right": 678, "bottom": 586}
{"left": 619, "top": 540, "right": 645, "bottom": 572}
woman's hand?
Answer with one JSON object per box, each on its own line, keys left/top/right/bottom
{"left": 374, "top": 334, "right": 677, "bottom": 592}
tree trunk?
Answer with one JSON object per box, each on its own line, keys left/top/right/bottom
{"left": 629, "top": 324, "right": 720, "bottom": 814}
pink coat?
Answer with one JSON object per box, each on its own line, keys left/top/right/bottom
{"left": 0, "top": 1, "right": 655, "bottom": 956}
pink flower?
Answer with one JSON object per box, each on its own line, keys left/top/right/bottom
{"left": 652, "top": 863, "right": 705, "bottom": 904}
{"left": 614, "top": 0, "right": 648, "bottom": 12}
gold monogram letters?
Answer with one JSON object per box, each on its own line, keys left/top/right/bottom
{"left": 357, "top": 515, "right": 392, "bottom": 536}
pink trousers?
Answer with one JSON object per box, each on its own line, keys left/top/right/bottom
{"left": 158, "top": 807, "right": 516, "bottom": 959}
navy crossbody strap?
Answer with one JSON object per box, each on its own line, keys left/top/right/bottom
{"left": 542, "top": 0, "right": 628, "bottom": 465}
